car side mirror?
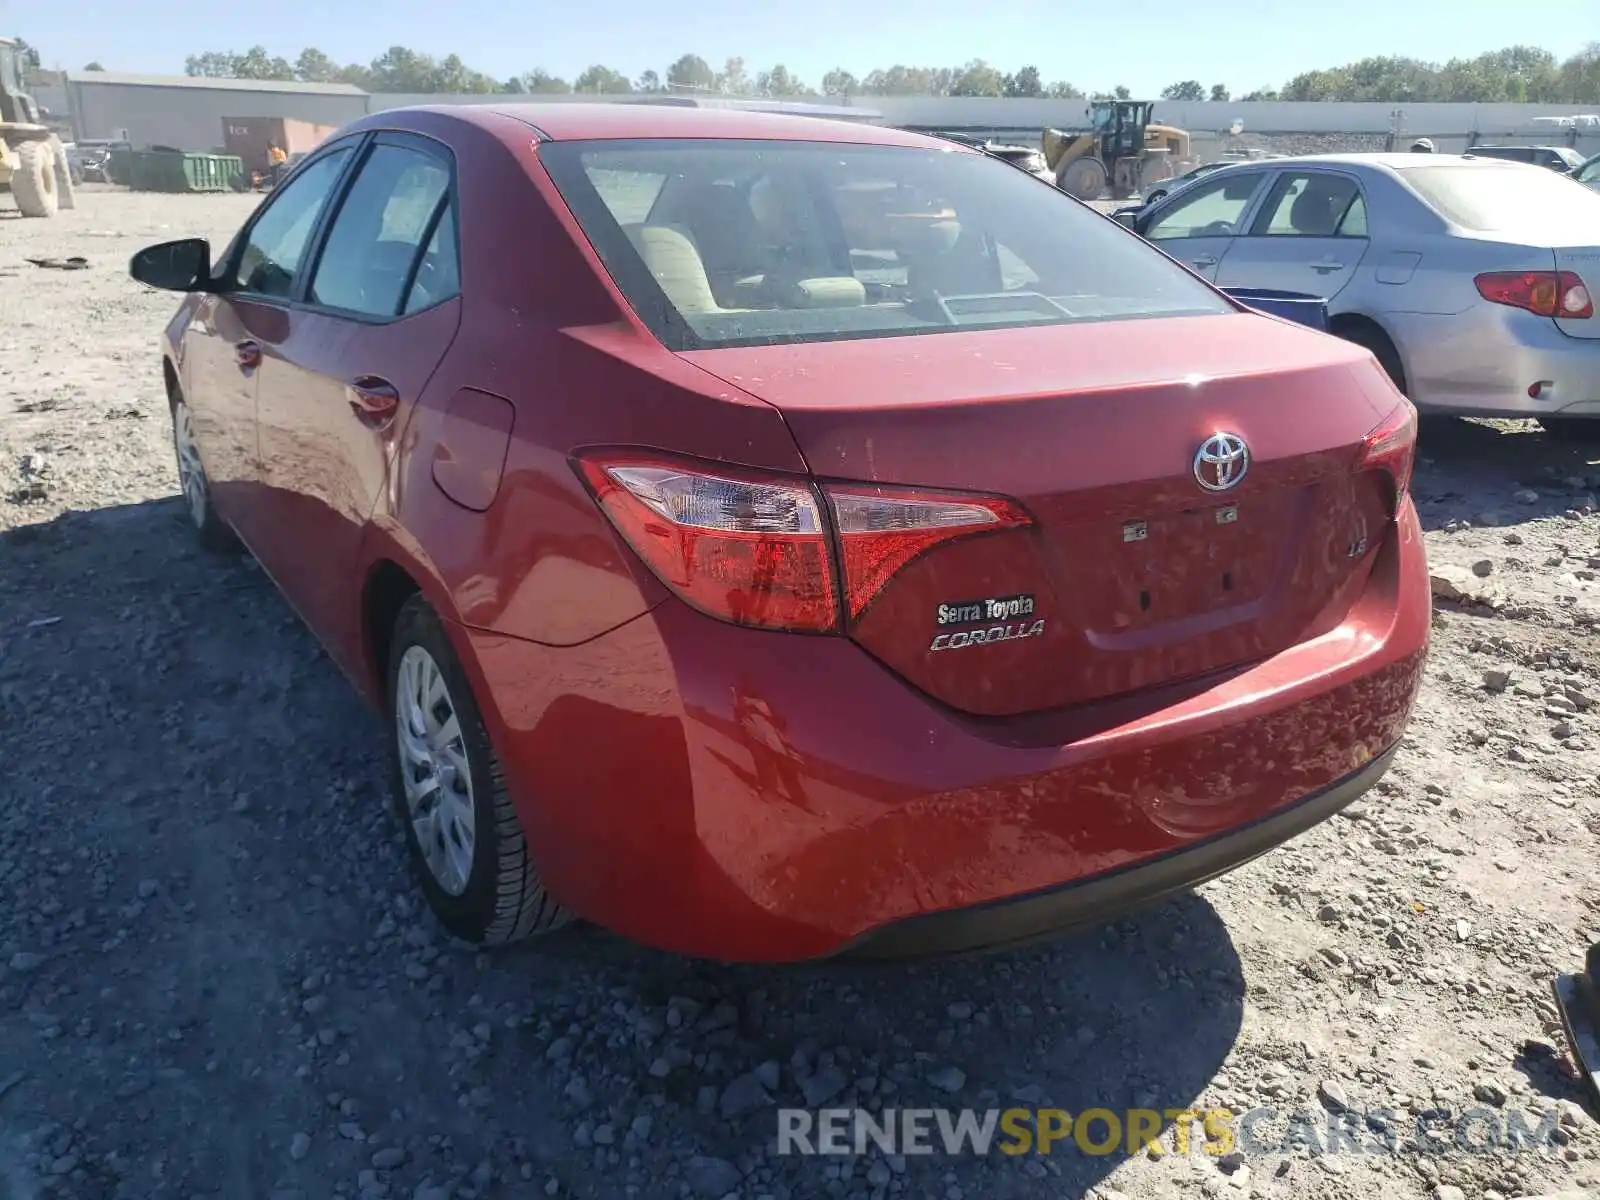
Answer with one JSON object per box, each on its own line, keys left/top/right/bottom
{"left": 129, "top": 238, "right": 212, "bottom": 292}
{"left": 1112, "top": 210, "right": 1141, "bottom": 231}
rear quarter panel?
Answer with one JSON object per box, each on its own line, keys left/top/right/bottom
{"left": 365, "top": 110, "right": 810, "bottom": 658}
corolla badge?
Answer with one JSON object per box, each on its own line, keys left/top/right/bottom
{"left": 1193, "top": 431, "right": 1250, "bottom": 492}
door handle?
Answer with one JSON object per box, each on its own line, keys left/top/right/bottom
{"left": 1190, "top": 256, "right": 1217, "bottom": 269}
{"left": 1312, "top": 259, "right": 1347, "bottom": 273}
{"left": 234, "top": 340, "right": 261, "bottom": 369}
{"left": 346, "top": 376, "right": 401, "bottom": 426}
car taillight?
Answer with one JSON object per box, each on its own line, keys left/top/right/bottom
{"left": 1358, "top": 398, "right": 1418, "bottom": 499}
{"left": 826, "top": 485, "right": 1032, "bottom": 620}
{"left": 577, "top": 453, "right": 838, "bottom": 632}
{"left": 1474, "top": 271, "right": 1594, "bottom": 319}
{"left": 576, "top": 452, "right": 1032, "bottom": 632}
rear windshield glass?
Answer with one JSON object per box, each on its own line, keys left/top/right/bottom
{"left": 539, "top": 138, "right": 1231, "bottom": 351}
{"left": 1400, "top": 163, "right": 1600, "bottom": 230}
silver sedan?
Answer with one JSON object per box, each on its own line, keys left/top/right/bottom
{"left": 1114, "top": 154, "right": 1600, "bottom": 437}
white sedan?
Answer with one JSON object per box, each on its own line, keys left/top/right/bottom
{"left": 1115, "top": 153, "right": 1600, "bottom": 437}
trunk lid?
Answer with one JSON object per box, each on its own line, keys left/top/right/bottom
{"left": 681, "top": 312, "right": 1401, "bottom": 717}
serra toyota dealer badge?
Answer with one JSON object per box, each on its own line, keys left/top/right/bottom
{"left": 929, "top": 593, "right": 1046, "bottom": 652}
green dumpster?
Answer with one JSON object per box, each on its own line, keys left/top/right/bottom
{"left": 118, "top": 151, "right": 244, "bottom": 193}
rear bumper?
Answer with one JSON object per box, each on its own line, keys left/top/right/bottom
{"left": 1388, "top": 305, "right": 1600, "bottom": 417}
{"left": 464, "top": 500, "right": 1430, "bottom": 963}
{"left": 840, "top": 742, "right": 1395, "bottom": 960}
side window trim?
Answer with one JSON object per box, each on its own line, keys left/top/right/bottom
{"left": 1244, "top": 168, "right": 1367, "bottom": 238}
{"left": 298, "top": 128, "right": 460, "bottom": 323}
{"left": 218, "top": 134, "right": 368, "bottom": 298}
{"left": 399, "top": 195, "right": 451, "bottom": 315}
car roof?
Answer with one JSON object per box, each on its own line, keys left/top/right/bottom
{"left": 383, "top": 102, "right": 952, "bottom": 150}
{"left": 1197, "top": 151, "right": 1536, "bottom": 177}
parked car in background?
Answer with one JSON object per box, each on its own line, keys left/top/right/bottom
{"left": 1576, "top": 152, "right": 1600, "bottom": 192}
{"left": 129, "top": 104, "right": 1427, "bottom": 963}
{"left": 980, "top": 141, "right": 1055, "bottom": 183}
{"left": 1115, "top": 153, "right": 1600, "bottom": 438}
{"left": 934, "top": 133, "right": 1055, "bottom": 183}
{"left": 1463, "top": 144, "right": 1585, "bottom": 174}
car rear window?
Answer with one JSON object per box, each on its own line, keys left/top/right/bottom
{"left": 539, "top": 138, "right": 1231, "bottom": 351}
{"left": 1400, "top": 162, "right": 1600, "bottom": 230}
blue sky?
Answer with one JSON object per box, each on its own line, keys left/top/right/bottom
{"left": 18, "top": 0, "right": 1596, "bottom": 95}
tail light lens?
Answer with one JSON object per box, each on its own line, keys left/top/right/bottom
{"left": 1475, "top": 271, "right": 1593, "bottom": 319}
{"left": 1358, "top": 398, "right": 1418, "bottom": 500}
{"left": 577, "top": 454, "right": 837, "bottom": 632}
{"left": 576, "top": 451, "right": 1032, "bottom": 632}
{"left": 827, "top": 485, "right": 1032, "bottom": 620}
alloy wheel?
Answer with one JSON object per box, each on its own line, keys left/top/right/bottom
{"left": 395, "top": 644, "right": 477, "bottom": 896}
{"left": 172, "top": 402, "right": 210, "bottom": 530}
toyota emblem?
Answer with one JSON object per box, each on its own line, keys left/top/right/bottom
{"left": 1193, "top": 432, "right": 1250, "bottom": 492}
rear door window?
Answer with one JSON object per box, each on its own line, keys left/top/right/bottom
{"left": 1248, "top": 171, "right": 1365, "bottom": 237}
{"left": 307, "top": 141, "right": 454, "bottom": 318}
{"left": 1144, "top": 171, "right": 1268, "bottom": 241}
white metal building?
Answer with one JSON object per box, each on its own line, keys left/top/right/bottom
{"left": 57, "top": 71, "right": 366, "bottom": 152}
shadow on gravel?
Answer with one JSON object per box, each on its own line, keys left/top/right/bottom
{"left": 1412, "top": 416, "right": 1600, "bottom": 532}
{"left": 535, "top": 897, "right": 1245, "bottom": 1198}
{"left": 0, "top": 497, "right": 1245, "bottom": 1200}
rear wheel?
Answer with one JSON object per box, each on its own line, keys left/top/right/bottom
{"left": 1537, "top": 417, "right": 1600, "bottom": 442}
{"left": 11, "top": 140, "right": 58, "bottom": 218}
{"left": 387, "top": 596, "right": 570, "bottom": 946}
{"left": 1058, "top": 156, "right": 1108, "bottom": 201}
{"left": 1333, "top": 320, "right": 1406, "bottom": 394}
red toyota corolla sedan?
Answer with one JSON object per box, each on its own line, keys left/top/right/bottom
{"left": 129, "top": 103, "right": 1428, "bottom": 962}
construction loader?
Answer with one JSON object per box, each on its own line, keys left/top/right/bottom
{"left": 1044, "top": 100, "right": 1191, "bottom": 201}
{"left": 0, "top": 36, "right": 75, "bottom": 217}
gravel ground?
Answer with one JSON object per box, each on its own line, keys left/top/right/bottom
{"left": 2, "top": 188, "right": 1599, "bottom": 1200}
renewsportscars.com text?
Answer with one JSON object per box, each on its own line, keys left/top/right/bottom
{"left": 775, "top": 1105, "right": 1565, "bottom": 1158}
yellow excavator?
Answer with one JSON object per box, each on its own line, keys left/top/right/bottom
{"left": 0, "top": 36, "right": 75, "bottom": 217}
{"left": 1044, "top": 100, "right": 1191, "bottom": 201}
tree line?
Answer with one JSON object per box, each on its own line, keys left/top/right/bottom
{"left": 35, "top": 38, "right": 1600, "bottom": 105}
{"left": 175, "top": 48, "right": 1093, "bottom": 100}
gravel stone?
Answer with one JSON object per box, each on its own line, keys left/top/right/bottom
{"left": 719, "top": 1068, "right": 772, "bottom": 1119}
{"left": 685, "top": 1156, "right": 742, "bottom": 1197}
{"left": 927, "top": 1065, "right": 967, "bottom": 1094}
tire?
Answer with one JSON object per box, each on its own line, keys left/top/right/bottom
{"left": 171, "top": 396, "right": 238, "bottom": 553}
{"left": 1058, "top": 156, "right": 1108, "bottom": 201}
{"left": 1537, "top": 417, "right": 1600, "bottom": 442}
{"left": 387, "top": 595, "right": 570, "bottom": 946}
{"left": 1144, "top": 188, "right": 1168, "bottom": 206}
{"left": 11, "top": 140, "right": 58, "bottom": 218}
{"left": 48, "top": 136, "right": 76, "bottom": 210}
{"left": 1334, "top": 321, "right": 1406, "bottom": 394}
